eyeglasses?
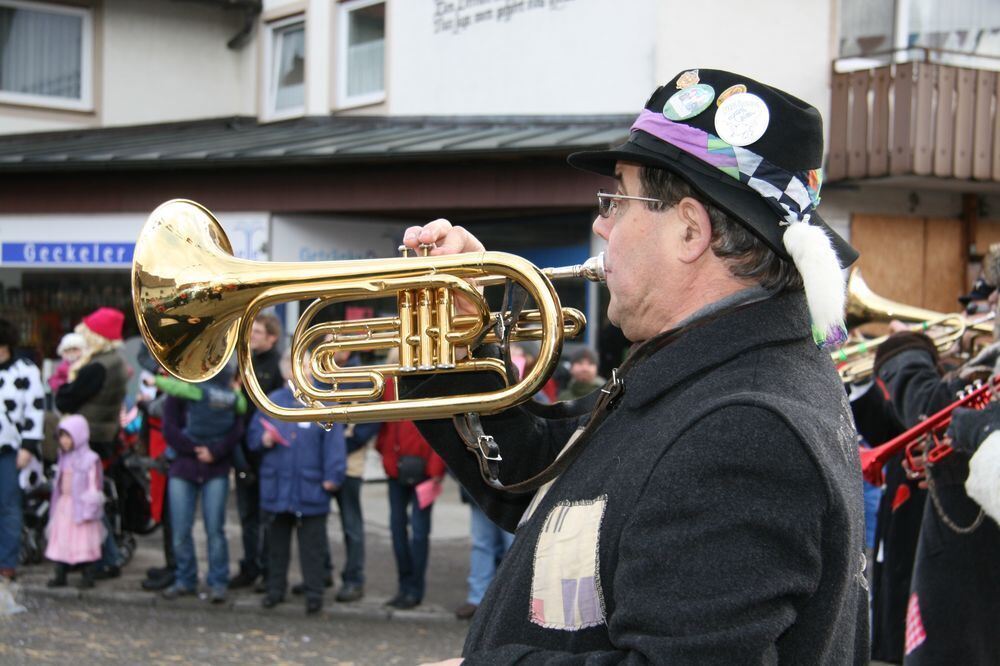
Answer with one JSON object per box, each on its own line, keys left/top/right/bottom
{"left": 597, "top": 189, "right": 665, "bottom": 218}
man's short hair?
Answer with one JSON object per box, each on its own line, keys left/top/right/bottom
{"left": 570, "top": 348, "right": 598, "bottom": 366}
{"left": 639, "top": 167, "right": 803, "bottom": 292}
{"left": 0, "top": 319, "right": 18, "bottom": 350}
{"left": 255, "top": 312, "right": 283, "bottom": 338}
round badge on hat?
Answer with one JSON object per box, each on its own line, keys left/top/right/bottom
{"left": 663, "top": 84, "right": 715, "bottom": 121}
{"left": 716, "top": 83, "right": 747, "bottom": 107}
{"left": 714, "top": 92, "right": 770, "bottom": 146}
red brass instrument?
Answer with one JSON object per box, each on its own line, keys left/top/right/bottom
{"left": 859, "top": 377, "right": 999, "bottom": 485}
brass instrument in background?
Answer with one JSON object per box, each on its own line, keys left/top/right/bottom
{"left": 132, "top": 200, "right": 605, "bottom": 424}
{"left": 834, "top": 268, "right": 996, "bottom": 384}
{"left": 860, "top": 377, "right": 998, "bottom": 486}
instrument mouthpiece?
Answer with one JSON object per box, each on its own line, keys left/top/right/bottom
{"left": 544, "top": 253, "right": 606, "bottom": 284}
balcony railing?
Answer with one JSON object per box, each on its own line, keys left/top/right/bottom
{"left": 827, "top": 49, "right": 1000, "bottom": 184}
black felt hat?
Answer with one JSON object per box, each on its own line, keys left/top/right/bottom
{"left": 569, "top": 68, "right": 858, "bottom": 269}
{"left": 959, "top": 277, "right": 995, "bottom": 306}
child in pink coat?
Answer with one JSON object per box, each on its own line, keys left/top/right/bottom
{"left": 45, "top": 414, "right": 105, "bottom": 589}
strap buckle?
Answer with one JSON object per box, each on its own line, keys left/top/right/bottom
{"left": 599, "top": 368, "right": 624, "bottom": 408}
{"left": 477, "top": 434, "right": 502, "bottom": 462}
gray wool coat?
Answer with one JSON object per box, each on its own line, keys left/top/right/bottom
{"left": 408, "top": 290, "right": 869, "bottom": 664}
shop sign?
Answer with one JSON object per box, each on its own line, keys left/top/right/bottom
{"left": 0, "top": 242, "right": 135, "bottom": 266}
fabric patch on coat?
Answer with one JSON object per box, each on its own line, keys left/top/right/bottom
{"left": 905, "top": 592, "right": 927, "bottom": 655}
{"left": 529, "top": 495, "right": 607, "bottom": 631}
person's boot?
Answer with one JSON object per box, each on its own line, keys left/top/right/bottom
{"left": 229, "top": 563, "right": 258, "bottom": 589}
{"left": 141, "top": 569, "right": 175, "bottom": 591}
{"left": 454, "top": 602, "right": 478, "bottom": 620}
{"left": 335, "top": 583, "right": 364, "bottom": 603}
{"left": 77, "top": 564, "right": 96, "bottom": 590}
{"left": 93, "top": 565, "right": 120, "bottom": 580}
{"left": 47, "top": 564, "right": 68, "bottom": 588}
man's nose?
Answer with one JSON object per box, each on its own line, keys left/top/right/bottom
{"left": 592, "top": 215, "right": 610, "bottom": 241}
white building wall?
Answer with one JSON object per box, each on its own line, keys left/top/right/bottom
{"left": 653, "top": 0, "right": 836, "bottom": 137}
{"left": 386, "top": 0, "right": 658, "bottom": 116}
{"left": 0, "top": 114, "right": 94, "bottom": 136}
{"left": 101, "top": 0, "right": 255, "bottom": 126}
{"left": 305, "top": 0, "right": 332, "bottom": 116}
{"left": 0, "top": 0, "right": 840, "bottom": 134}
{"left": 0, "top": 0, "right": 256, "bottom": 135}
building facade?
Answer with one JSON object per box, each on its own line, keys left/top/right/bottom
{"left": 1, "top": 0, "right": 1000, "bottom": 361}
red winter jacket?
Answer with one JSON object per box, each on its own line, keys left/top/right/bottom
{"left": 375, "top": 380, "right": 446, "bottom": 480}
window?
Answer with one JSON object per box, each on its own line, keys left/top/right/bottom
{"left": 0, "top": 0, "right": 93, "bottom": 111}
{"left": 264, "top": 14, "right": 305, "bottom": 120}
{"left": 837, "top": 0, "right": 1000, "bottom": 72}
{"left": 338, "top": 0, "right": 385, "bottom": 107}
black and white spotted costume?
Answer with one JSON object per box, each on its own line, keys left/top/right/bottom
{"left": 0, "top": 357, "right": 46, "bottom": 457}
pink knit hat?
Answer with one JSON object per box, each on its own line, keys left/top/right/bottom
{"left": 82, "top": 307, "right": 124, "bottom": 342}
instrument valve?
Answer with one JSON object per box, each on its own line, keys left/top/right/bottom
{"left": 418, "top": 243, "right": 435, "bottom": 257}
{"left": 398, "top": 244, "right": 411, "bottom": 258}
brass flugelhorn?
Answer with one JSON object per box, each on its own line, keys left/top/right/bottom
{"left": 833, "top": 268, "right": 995, "bottom": 383}
{"left": 132, "top": 200, "right": 605, "bottom": 424}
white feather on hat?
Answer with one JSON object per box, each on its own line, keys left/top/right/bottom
{"left": 782, "top": 216, "right": 847, "bottom": 348}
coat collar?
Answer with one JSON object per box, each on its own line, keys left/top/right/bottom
{"left": 620, "top": 290, "right": 812, "bottom": 410}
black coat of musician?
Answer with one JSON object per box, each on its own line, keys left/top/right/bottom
{"left": 408, "top": 291, "right": 869, "bottom": 664}
{"left": 875, "top": 336, "right": 1000, "bottom": 665}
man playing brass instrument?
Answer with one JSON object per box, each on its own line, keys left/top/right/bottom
{"left": 405, "top": 69, "right": 869, "bottom": 664}
{"left": 869, "top": 247, "right": 1000, "bottom": 665}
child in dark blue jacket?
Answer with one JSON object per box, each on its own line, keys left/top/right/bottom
{"left": 248, "top": 359, "right": 346, "bottom": 614}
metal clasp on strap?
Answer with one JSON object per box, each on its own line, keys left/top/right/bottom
{"left": 599, "top": 368, "right": 624, "bottom": 408}
{"left": 477, "top": 434, "right": 502, "bottom": 462}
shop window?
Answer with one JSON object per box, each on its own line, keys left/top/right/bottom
{"left": 264, "top": 14, "right": 306, "bottom": 120}
{"left": 0, "top": 0, "right": 93, "bottom": 111}
{"left": 337, "top": 0, "right": 385, "bottom": 108}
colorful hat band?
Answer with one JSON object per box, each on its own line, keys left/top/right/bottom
{"left": 630, "top": 109, "right": 823, "bottom": 227}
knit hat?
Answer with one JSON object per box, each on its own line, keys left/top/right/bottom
{"left": 56, "top": 332, "right": 86, "bottom": 355}
{"left": 570, "top": 348, "right": 598, "bottom": 366}
{"left": 871, "top": 331, "right": 939, "bottom": 379}
{"left": 82, "top": 307, "right": 124, "bottom": 342}
{"left": 569, "top": 68, "right": 858, "bottom": 348}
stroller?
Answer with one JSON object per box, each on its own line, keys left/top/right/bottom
{"left": 19, "top": 457, "right": 50, "bottom": 565}
{"left": 102, "top": 434, "right": 159, "bottom": 567}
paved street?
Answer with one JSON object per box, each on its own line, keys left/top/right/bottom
{"left": 0, "top": 594, "right": 468, "bottom": 664}
{"left": 2, "top": 467, "right": 480, "bottom": 665}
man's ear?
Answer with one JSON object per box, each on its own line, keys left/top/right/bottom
{"left": 675, "top": 197, "right": 713, "bottom": 264}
